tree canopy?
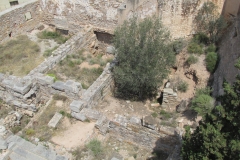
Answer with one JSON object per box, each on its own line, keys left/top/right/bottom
{"left": 112, "top": 16, "right": 175, "bottom": 100}
{"left": 182, "top": 74, "right": 240, "bottom": 159}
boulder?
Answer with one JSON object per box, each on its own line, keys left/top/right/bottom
{"left": 176, "top": 100, "right": 187, "bottom": 113}
{"left": 71, "top": 112, "right": 87, "bottom": 121}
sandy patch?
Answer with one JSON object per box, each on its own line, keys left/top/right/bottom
{"left": 79, "top": 61, "right": 100, "bottom": 69}
{"left": 55, "top": 100, "right": 63, "bottom": 107}
{"left": 51, "top": 119, "right": 95, "bottom": 149}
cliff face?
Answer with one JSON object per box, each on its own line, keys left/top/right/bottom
{"left": 213, "top": 17, "right": 240, "bottom": 96}
{"left": 39, "top": 0, "right": 224, "bottom": 38}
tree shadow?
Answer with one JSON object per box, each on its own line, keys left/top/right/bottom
{"left": 147, "top": 131, "right": 181, "bottom": 160}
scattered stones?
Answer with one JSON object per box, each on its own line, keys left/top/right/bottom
{"left": 23, "top": 110, "right": 34, "bottom": 117}
{"left": 48, "top": 112, "right": 63, "bottom": 128}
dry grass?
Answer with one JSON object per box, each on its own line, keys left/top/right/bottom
{"left": 48, "top": 49, "right": 112, "bottom": 89}
{"left": 0, "top": 35, "right": 44, "bottom": 76}
{"left": 21, "top": 97, "right": 70, "bottom": 142}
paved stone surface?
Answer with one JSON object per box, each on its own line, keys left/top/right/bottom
{"left": 48, "top": 112, "right": 63, "bottom": 128}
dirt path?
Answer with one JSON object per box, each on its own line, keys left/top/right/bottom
{"left": 51, "top": 118, "right": 95, "bottom": 149}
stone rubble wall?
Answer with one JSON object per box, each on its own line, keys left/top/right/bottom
{"left": 161, "top": 88, "right": 178, "bottom": 108}
{"left": 70, "top": 65, "right": 113, "bottom": 116}
{"left": 0, "top": 0, "right": 41, "bottom": 42}
{"left": 0, "top": 30, "right": 94, "bottom": 111}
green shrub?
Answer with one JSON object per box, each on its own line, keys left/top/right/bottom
{"left": 187, "top": 42, "right": 203, "bottom": 54}
{"left": 234, "top": 58, "right": 240, "bottom": 69}
{"left": 177, "top": 81, "right": 189, "bottom": 92}
{"left": 86, "top": 139, "right": 103, "bottom": 158}
{"left": 193, "top": 32, "right": 209, "bottom": 45}
{"left": 206, "top": 52, "right": 218, "bottom": 73}
{"left": 186, "top": 55, "right": 198, "bottom": 65}
{"left": 190, "top": 88, "right": 214, "bottom": 117}
{"left": 205, "top": 44, "right": 216, "bottom": 53}
{"left": 172, "top": 38, "right": 187, "bottom": 54}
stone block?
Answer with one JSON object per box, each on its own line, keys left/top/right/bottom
{"left": 80, "top": 108, "right": 101, "bottom": 120}
{"left": 106, "top": 46, "right": 115, "bottom": 54}
{"left": 142, "top": 115, "right": 158, "bottom": 130}
{"left": 48, "top": 112, "right": 63, "bottom": 128}
{"left": 51, "top": 81, "right": 66, "bottom": 91}
{"left": 70, "top": 100, "right": 84, "bottom": 113}
{"left": 12, "top": 81, "right": 32, "bottom": 95}
{"left": 129, "top": 117, "right": 141, "bottom": 125}
{"left": 71, "top": 112, "right": 87, "bottom": 121}
{"left": 0, "top": 137, "right": 7, "bottom": 149}
{"left": 163, "top": 88, "right": 173, "bottom": 94}
{"left": 64, "top": 80, "right": 81, "bottom": 93}
{"left": 36, "top": 74, "right": 54, "bottom": 85}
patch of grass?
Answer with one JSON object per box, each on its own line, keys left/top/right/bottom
{"left": 43, "top": 46, "right": 58, "bottom": 57}
{"left": 47, "top": 73, "right": 58, "bottom": 82}
{"left": 11, "top": 126, "right": 22, "bottom": 134}
{"left": 186, "top": 55, "right": 198, "bottom": 65}
{"left": 86, "top": 139, "right": 104, "bottom": 158}
{"left": 0, "top": 35, "right": 43, "bottom": 76}
{"left": 37, "top": 31, "right": 69, "bottom": 44}
{"left": 160, "top": 110, "right": 172, "bottom": 120}
{"left": 177, "top": 81, "right": 189, "bottom": 93}
{"left": 25, "top": 129, "right": 35, "bottom": 136}
{"left": 151, "top": 112, "right": 158, "bottom": 118}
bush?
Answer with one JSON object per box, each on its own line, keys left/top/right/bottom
{"left": 206, "top": 52, "right": 218, "bottom": 73}
{"left": 186, "top": 55, "right": 198, "bottom": 65}
{"left": 86, "top": 139, "right": 103, "bottom": 158}
{"left": 113, "top": 16, "right": 175, "bottom": 100}
{"left": 187, "top": 42, "right": 203, "bottom": 54}
{"left": 193, "top": 33, "right": 209, "bottom": 45}
{"left": 205, "top": 44, "right": 216, "bottom": 53}
{"left": 177, "top": 81, "right": 189, "bottom": 92}
{"left": 172, "top": 38, "right": 187, "bottom": 54}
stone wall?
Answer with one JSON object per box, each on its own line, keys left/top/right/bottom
{"left": 39, "top": 0, "right": 224, "bottom": 38}
{"left": 0, "top": 30, "right": 91, "bottom": 111}
{"left": 0, "top": 0, "right": 41, "bottom": 42}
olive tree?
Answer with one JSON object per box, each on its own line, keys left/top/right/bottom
{"left": 112, "top": 16, "right": 175, "bottom": 100}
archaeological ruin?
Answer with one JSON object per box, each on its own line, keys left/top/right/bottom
{"left": 0, "top": 0, "right": 240, "bottom": 159}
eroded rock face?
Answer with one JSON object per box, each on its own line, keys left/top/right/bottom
{"left": 213, "top": 18, "right": 240, "bottom": 97}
